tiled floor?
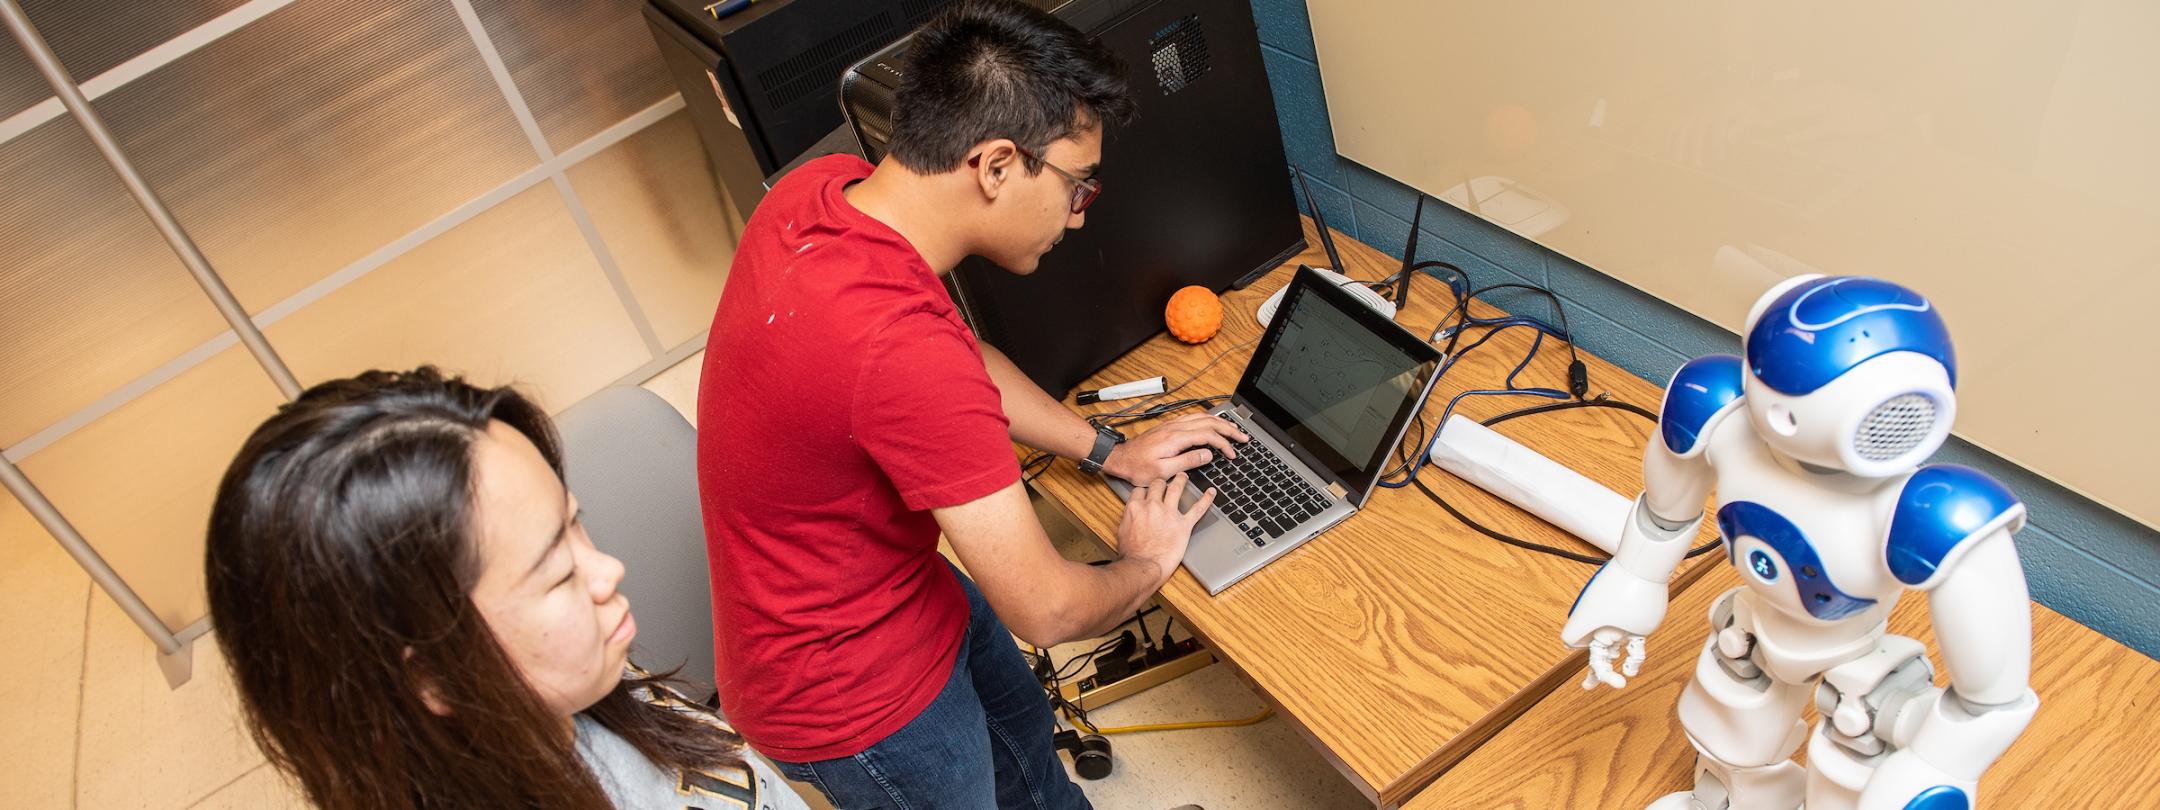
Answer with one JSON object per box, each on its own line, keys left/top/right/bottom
{"left": 0, "top": 350, "right": 1365, "bottom": 808}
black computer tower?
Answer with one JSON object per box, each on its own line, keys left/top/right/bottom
{"left": 644, "top": 0, "right": 959, "bottom": 213}
{"left": 845, "top": 0, "right": 1305, "bottom": 398}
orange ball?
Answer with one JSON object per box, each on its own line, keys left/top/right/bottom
{"left": 1164, "top": 285, "right": 1223, "bottom": 344}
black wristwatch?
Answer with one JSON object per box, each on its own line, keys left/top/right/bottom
{"left": 1077, "top": 425, "right": 1126, "bottom": 475}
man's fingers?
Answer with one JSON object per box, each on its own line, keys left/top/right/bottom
{"left": 1159, "top": 472, "right": 1189, "bottom": 505}
{"left": 1204, "top": 415, "right": 1250, "bottom": 443}
{"left": 1189, "top": 429, "right": 1237, "bottom": 459}
{"left": 1183, "top": 487, "right": 1217, "bottom": 524}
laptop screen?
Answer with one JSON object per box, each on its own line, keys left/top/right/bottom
{"left": 1238, "top": 268, "right": 1443, "bottom": 502}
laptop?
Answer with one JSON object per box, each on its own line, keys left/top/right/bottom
{"left": 1107, "top": 265, "right": 1444, "bottom": 594}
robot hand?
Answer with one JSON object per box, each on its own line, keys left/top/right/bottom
{"left": 1561, "top": 561, "right": 1673, "bottom": 689}
{"left": 1560, "top": 496, "right": 1697, "bottom": 689}
{"left": 1581, "top": 627, "right": 1647, "bottom": 689}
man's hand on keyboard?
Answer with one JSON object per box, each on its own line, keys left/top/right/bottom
{"left": 1117, "top": 471, "right": 1216, "bottom": 580}
{"left": 1105, "top": 413, "right": 1249, "bottom": 486}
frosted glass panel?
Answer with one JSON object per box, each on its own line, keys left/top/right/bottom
{"left": 566, "top": 111, "right": 738, "bottom": 347}
{"left": 2, "top": 33, "right": 45, "bottom": 121}
{"left": 15, "top": 345, "right": 286, "bottom": 628}
{"left": 0, "top": 118, "right": 228, "bottom": 448}
{"left": 92, "top": 0, "right": 534, "bottom": 314}
{"left": 18, "top": 0, "right": 252, "bottom": 84}
{"left": 471, "top": 0, "right": 674, "bottom": 152}
{"left": 1313, "top": 0, "right": 2160, "bottom": 527}
{"left": 265, "top": 183, "right": 650, "bottom": 414}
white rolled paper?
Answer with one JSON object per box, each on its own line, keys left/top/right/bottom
{"left": 1427, "top": 414, "right": 1629, "bottom": 554}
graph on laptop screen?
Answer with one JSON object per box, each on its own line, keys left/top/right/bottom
{"left": 1254, "top": 289, "right": 1424, "bottom": 466}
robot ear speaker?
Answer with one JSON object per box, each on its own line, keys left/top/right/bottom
{"left": 1854, "top": 393, "right": 1938, "bottom": 462}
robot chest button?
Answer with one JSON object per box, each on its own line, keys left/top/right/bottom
{"left": 1748, "top": 550, "right": 1780, "bottom": 582}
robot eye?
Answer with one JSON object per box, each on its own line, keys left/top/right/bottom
{"left": 1855, "top": 393, "right": 1937, "bottom": 462}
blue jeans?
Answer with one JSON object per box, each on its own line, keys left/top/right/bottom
{"left": 772, "top": 568, "right": 1091, "bottom": 810}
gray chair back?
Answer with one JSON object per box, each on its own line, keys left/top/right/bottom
{"left": 555, "top": 386, "right": 715, "bottom": 695}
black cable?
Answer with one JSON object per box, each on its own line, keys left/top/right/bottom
{"left": 1086, "top": 395, "right": 1230, "bottom": 432}
{"left": 1483, "top": 393, "right": 1658, "bottom": 426}
{"left": 1020, "top": 449, "right": 1057, "bottom": 483}
{"left": 1105, "top": 332, "right": 1260, "bottom": 418}
{"left": 1053, "top": 635, "right": 1129, "bottom": 680}
{"left": 1435, "top": 282, "right": 1586, "bottom": 399}
{"left": 1412, "top": 475, "right": 1609, "bottom": 564}
{"left": 1040, "top": 606, "right": 1160, "bottom": 680}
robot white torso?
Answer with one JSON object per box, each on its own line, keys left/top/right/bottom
{"left": 1560, "top": 275, "right": 2040, "bottom": 810}
{"left": 1677, "top": 357, "right": 2026, "bottom": 689}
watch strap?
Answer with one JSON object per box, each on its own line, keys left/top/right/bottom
{"left": 1078, "top": 426, "right": 1124, "bottom": 475}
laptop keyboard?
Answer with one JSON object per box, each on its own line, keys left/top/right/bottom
{"left": 1185, "top": 430, "right": 1333, "bottom": 546}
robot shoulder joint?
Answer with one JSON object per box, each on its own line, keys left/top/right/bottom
{"left": 1660, "top": 354, "right": 1746, "bottom": 457}
{"left": 1886, "top": 464, "right": 2026, "bottom": 588}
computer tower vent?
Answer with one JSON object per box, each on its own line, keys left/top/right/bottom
{"left": 757, "top": 12, "right": 900, "bottom": 108}
{"left": 1148, "top": 15, "right": 1210, "bottom": 95}
{"left": 901, "top": 0, "right": 950, "bottom": 24}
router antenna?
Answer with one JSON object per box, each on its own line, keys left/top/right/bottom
{"left": 1398, "top": 195, "right": 1425, "bottom": 309}
{"left": 1292, "top": 165, "right": 1344, "bottom": 273}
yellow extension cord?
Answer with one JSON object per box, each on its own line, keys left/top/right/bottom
{"left": 1068, "top": 707, "right": 1275, "bottom": 736}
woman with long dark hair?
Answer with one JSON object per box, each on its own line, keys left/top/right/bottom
{"left": 205, "top": 367, "right": 809, "bottom": 809}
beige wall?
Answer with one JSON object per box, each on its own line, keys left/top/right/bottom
{"left": 1312, "top": 0, "right": 2160, "bottom": 528}
{"left": 1, "top": 0, "right": 737, "bottom": 629}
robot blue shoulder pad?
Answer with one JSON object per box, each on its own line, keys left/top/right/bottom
{"left": 1746, "top": 276, "right": 1957, "bottom": 396}
{"left": 1661, "top": 355, "right": 1745, "bottom": 455}
{"left": 1887, "top": 464, "right": 2025, "bottom": 587}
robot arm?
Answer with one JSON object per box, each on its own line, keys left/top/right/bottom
{"left": 1561, "top": 356, "right": 1742, "bottom": 688}
{"left": 1859, "top": 469, "right": 2039, "bottom": 809}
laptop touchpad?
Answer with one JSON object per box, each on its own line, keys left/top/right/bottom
{"left": 1103, "top": 476, "right": 1224, "bottom": 532}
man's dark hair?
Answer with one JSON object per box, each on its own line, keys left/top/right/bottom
{"left": 888, "top": 0, "right": 1137, "bottom": 174}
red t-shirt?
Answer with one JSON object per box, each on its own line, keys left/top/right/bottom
{"left": 697, "top": 155, "right": 1021, "bottom": 761}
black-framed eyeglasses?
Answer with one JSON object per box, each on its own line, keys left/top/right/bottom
{"left": 973, "top": 147, "right": 1102, "bottom": 214}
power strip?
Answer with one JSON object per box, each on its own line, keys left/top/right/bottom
{"left": 1057, "top": 638, "right": 1214, "bottom": 713}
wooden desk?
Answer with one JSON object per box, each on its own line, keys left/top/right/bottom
{"left": 1404, "top": 564, "right": 2160, "bottom": 809}
{"left": 1024, "top": 219, "right": 1720, "bottom": 806}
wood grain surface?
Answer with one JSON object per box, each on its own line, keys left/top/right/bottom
{"left": 1023, "top": 219, "right": 1722, "bottom": 804}
{"left": 1404, "top": 564, "right": 2160, "bottom": 809}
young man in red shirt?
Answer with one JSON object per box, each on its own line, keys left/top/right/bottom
{"left": 696, "top": 1, "right": 1247, "bottom": 807}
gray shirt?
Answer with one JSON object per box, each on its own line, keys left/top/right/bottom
{"left": 574, "top": 713, "right": 809, "bottom": 810}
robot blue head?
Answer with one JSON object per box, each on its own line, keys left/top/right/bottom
{"left": 1741, "top": 276, "right": 1959, "bottom": 477}
{"left": 1746, "top": 276, "right": 1957, "bottom": 396}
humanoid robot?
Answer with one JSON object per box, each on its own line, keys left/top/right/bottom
{"left": 1563, "top": 275, "right": 2039, "bottom": 810}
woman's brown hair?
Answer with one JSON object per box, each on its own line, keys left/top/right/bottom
{"left": 205, "top": 367, "right": 740, "bottom": 809}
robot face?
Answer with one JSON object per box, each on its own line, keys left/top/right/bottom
{"left": 1741, "top": 277, "right": 1959, "bottom": 477}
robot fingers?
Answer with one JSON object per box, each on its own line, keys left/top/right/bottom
{"left": 1583, "top": 627, "right": 1642, "bottom": 690}
{"left": 1580, "top": 662, "right": 1614, "bottom": 690}
{"left": 1623, "top": 635, "right": 1647, "bottom": 677}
